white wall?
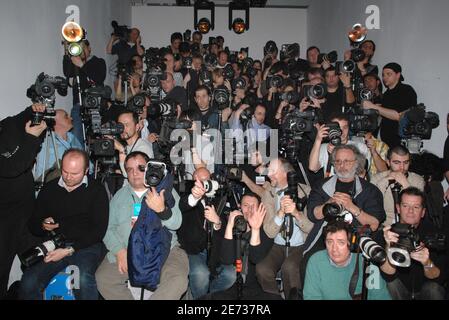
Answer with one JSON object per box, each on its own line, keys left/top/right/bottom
{"left": 0, "top": 0, "right": 131, "bottom": 120}
{"left": 307, "top": 0, "right": 449, "bottom": 157}
{"left": 132, "top": 5, "right": 307, "bottom": 60}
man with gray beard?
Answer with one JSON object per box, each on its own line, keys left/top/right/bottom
{"left": 298, "top": 145, "right": 386, "bottom": 297}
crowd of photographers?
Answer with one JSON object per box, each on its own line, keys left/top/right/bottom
{"left": 0, "top": 20, "right": 449, "bottom": 301}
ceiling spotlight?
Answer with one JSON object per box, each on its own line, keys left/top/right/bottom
{"left": 197, "top": 17, "right": 212, "bottom": 34}
{"left": 232, "top": 18, "right": 246, "bottom": 34}
{"left": 194, "top": 0, "right": 215, "bottom": 35}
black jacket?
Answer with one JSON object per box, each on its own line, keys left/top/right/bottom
{"left": 28, "top": 178, "right": 109, "bottom": 251}
{"left": 304, "top": 175, "right": 386, "bottom": 255}
{"left": 0, "top": 107, "right": 42, "bottom": 213}
{"left": 63, "top": 55, "right": 107, "bottom": 104}
{"left": 177, "top": 194, "right": 224, "bottom": 271}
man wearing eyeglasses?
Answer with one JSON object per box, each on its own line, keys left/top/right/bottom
{"left": 371, "top": 146, "right": 425, "bottom": 226}
{"left": 299, "top": 144, "right": 385, "bottom": 294}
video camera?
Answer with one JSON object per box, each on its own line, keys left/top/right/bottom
{"left": 348, "top": 108, "right": 379, "bottom": 138}
{"left": 27, "top": 73, "right": 68, "bottom": 126}
{"left": 400, "top": 104, "right": 439, "bottom": 154}
{"left": 111, "top": 20, "right": 131, "bottom": 41}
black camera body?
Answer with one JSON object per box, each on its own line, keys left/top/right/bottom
{"left": 111, "top": 20, "right": 131, "bottom": 41}
{"left": 128, "top": 93, "right": 147, "bottom": 114}
{"left": 323, "top": 203, "right": 351, "bottom": 222}
{"left": 90, "top": 138, "right": 115, "bottom": 157}
{"left": 223, "top": 64, "right": 235, "bottom": 81}
{"left": 83, "top": 86, "right": 112, "bottom": 109}
{"left": 303, "top": 83, "right": 327, "bottom": 100}
{"left": 19, "top": 230, "right": 67, "bottom": 268}
{"left": 322, "top": 122, "right": 342, "bottom": 146}
{"left": 282, "top": 109, "right": 317, "bottom": 134}
{"left": 213, "top": 86, "right": 230, "bottom": 110}
{"left": 280, "top": 43, "right": 299, "bottom": 61}
{"left": 348, "top": 108, "right": 379, "bottom": 135}
{"left": 280, "top": 91, "right": 300, "bottom": 104}
{"left": 284, "top": 171, "right": 307, "bottom": 212}
{"left": 267, "top": 74, "right": 284, "bottom": 89}
{"left": 317, "top": 51, "right": 338, "bottom": 64}
{"left": 233, "top": 215, "right": 247, "bottom": 236}
{"left": 144, "top": 161, "right": 167, "bottom": 188}
{"left": 400, "top": 104, "right": 439, "bottom": 140}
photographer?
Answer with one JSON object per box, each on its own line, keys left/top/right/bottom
{"left": 112, "top": 111, "right": 154, "bottom": 178}
{"left": 256, "top": 158, "right": 313, "bottom": 299}
{"left": 107, "top": 27, "right": 144, "bottom": 66}
{"left": 63, "top": 40, "right": 106, "bottom": 145}
{"left": 114, "top": 72, "right": 142, "bottom": 104}
{"left": 302, "top": 145, "right": 386, "bottom": 280}
{"left": 96, "top": 152, "right": 187, "bottom": 300}
{"left": 20, "top": 149, "right": 109, "bottom": 300}
{"left": 169, "top": 32, "right": 183, "bottom": 55}
{"left": 0, "top": 105, "right": 47, "bottom": 299}
{"left": 161, "top": 72, "right": 188, "bottom": 113}
{"left": 321, "top": 67, "right": 355, "bottom": 120}
{"left": 303, "top": 220, "right": 391, "bottom": 300}
{"left": 206, "top": 192, "right": 280, "bottom": 300}
{"left": 309, "top": 113, "right": 369, "bottom": 178}
{"left": 363, "top": 73, "right": 383, "bottom": 104}
{"left": 194, "top": 85, "right": 219, "bottom": 130}
{"left": 362, "top": 63, "right": 417, "bottom": 148}
{"left": 163, "top": 52, "right": 184, "bottom": 87}
{"left": 177, "top": 168, "right": 236, "bottom": 299}
{"left": 380, "top": 187, "right": 446, "bottom": 300}
{"left": 371, "top": 146, "right": 425, "bottom": 226}
{"left": 34, "top": 109, "right": 84, "bottom": 182}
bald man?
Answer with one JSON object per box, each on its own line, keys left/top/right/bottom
{"left": 20, "top": 149, "right": 109, "bottom": 300}
{"left": 177, "top": 168, "right": 236, "bottom": 299}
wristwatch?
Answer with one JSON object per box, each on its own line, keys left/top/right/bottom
{"left": 424, "top": 260, "right": 434, "bottom": 269}
{"left": 66, "top": 246, "right": 75, "bottom": 257}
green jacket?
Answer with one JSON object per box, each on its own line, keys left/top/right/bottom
{"left": 103, "top": 184, "right": 182, "bottom": 264}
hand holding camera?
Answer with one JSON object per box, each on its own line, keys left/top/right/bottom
{"left": 383, "top": 225, "right": 400, "bottom": 247}
{"left": 332, "top": 192, "right": 357, "bottom": 215}
{"left": 146, "top": 187, "right": 166, "bottom": 213}
{"left": 42, "top": 217, "right": 60, "bottom": 232}
{"left": 204, "top": 205, "right": 220, "bottom": 225}
{"left": 315, "top": 124, "right": 330, "bottom": 142}
{"left": 227, "top": 210, "right": 244, "bottom": 230}
{"left": 44, "top": 248, "right": 72, "bottom": 263}
{"left": 387, "top": 172, "right": 409, "bottom": 189}
{"left": 25, "top": 120, "right": 47, "bottom": 137}
{"left": 191, "top": 179, "right": 207, "bottom": 200}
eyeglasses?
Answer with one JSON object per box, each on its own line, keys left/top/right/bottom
{"left": 334, "top": 159, "right": 356, "bottom": 166}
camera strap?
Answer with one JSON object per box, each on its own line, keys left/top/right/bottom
{"left": 348, "top": 251, "right": 362, "bottom": 300}
{"left": 325, "top": 152, "right": 333, "bottom": 178}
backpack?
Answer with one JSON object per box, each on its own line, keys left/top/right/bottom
{"left": 127, "top": 174, "right": 175, "bottom": 291}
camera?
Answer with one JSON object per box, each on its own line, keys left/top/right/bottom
{"left": 19, "top": 230, "right": 66, "bottom": 268}
{"left": 323, "top": 203, "right": 353, "bottom": 223}
{"left": 263, "top": 40, "right": 278, "bottom": 57}
{"left": 350, "top": 48, "right": 366, "bottom": 63}
{"left": 267, "top": 74, "right": 284, "bottom": 89}
{"left": 282, "top": 109, "right": 317, "bottom": 134}
{"left": 204, "top": 53, "right": 218, "bottom": 68}
{"left": 183, "top": 29, "right": 192, "bottom": 42}
{"left": 285, "top": 171, "right": 307, "bottom": 212}
{"left": 148, "top": 100, "right": 177, "bottom": 118}
{"left": 144, "top": 161, "right": 167, "bottom": 188}
{"left": 203, "top": 180, "right": 221, "bottom": 198}
{"left": 128, "top": 93, "right": 147, "bottom": 114}
{"left": 317, "top": 51, "right": 338, "bottom": 64}
{"left": 233, "top": 215, "right": 247, "bottom": 236}
{"left": 280, "top": 91, "right": 300, "bottom": 104}
{"left": 232, "top": 77, "right": 247, "bottom": 91}
{"left": 323, "top": 122, "right": 342, "bottom": 146}
{"left": 359, "top": 236, "right": 387, "bottom": 265}
{"left": 303, "top": 83, "right": 327, "bottom": 100}
{"left": 348, "top": 109, "right": 379, "bottom": 135}
{"left": 213, "top": 86, "right": 230, "bottom": 110}
{"left": 280, "top": 43, "right": 300, "bottom": 61}
{"left": 400, "top": 104, "right": 439, "bottom": 140}
{"left": 90, "top": 138, "right": 115, "bottom": 157}
{"left": 30, "top": 109, "right": 56, "bottom": 128}
{"left": 83, "top": 86, "right": 112, "bottom": 109}
{"left": 223, "top": 64, "right": 235, "bottom": 80}
{"left": 199, "top": 68, "right": 213, "bottom": 90}
{"left": 117, "top": 62, "right": 134, "bottom": 80}
{"left": 336, "top": 60, "right": 356, "bottom": 74}
{"left": 111, "top": 20, "right": 131, "bottom": 41}
{"left": 99, "top": 121, "right": 124, "bottom": 136}
{"left": 183, "top": 56, "right": 193, "bottom": 69}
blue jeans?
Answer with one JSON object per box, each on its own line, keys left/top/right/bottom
{"left": 71, "top": 103, "right": 85, "bottom": 146}
{"left": 19, "top": 243, "right": 104, "bottom": 300}
{"left": 188, "top": 249, "right": 236, "bottom": 299}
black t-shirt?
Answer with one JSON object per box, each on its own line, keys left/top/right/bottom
{"left": 335, "top": 179, "right": 355, "bottom": 196}
{"left": 380, "top": 83, "right": 417, "bottom": 148}
{"left": 322, "top": 86, "right": 345, "bottom": 121}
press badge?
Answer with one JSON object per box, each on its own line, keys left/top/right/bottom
{"left": 132, "top": 203, "right": 142, "bottom": 226}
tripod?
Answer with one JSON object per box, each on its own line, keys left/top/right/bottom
{"left": 35, "top": 127, "right": 61, "bottom": 191}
